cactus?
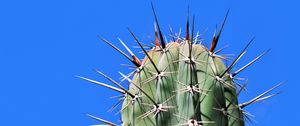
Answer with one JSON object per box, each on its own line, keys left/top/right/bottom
{"left": 78, "top": 4, "right": 282, "bottom": 126}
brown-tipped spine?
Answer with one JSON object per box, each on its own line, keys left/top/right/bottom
{"left": 151, "top": 2, "right": 166, "bottom": 49}
{"left": 185, "top": 16, "right": 189, "bottom": 41}
{"left": 154, "top": 23, "right": 160, "bottom": 46}
{"left": 209, "top": 9, "right": 230, "bottom": 52}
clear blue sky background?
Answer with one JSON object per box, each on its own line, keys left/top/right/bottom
{"left": 0, "top": 0, "right": 298, "bottom": 126}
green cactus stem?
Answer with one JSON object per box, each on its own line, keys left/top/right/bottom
{"left": 78, "top": 4, "right": 282, "bottom": 126}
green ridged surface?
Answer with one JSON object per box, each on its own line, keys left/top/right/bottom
{"left": 121, "top": 41, "right": 243, "bottom": 126}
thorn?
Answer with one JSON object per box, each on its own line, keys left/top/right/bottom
{"left": 119, "top": 72, "right": 132, "bottom": 82}
{"left": 129, "top": 81, "right": 157, "bottom": 106}
{"left": 76, "top": 76, "right": 125, "bottom": 94}
{"left": 214, "top": 45, "right": 229, "bottom": 54}
{"left": 94, "top": 70, "right": 135, "bottom": 98}
{"left": 225, "top": 79, "right": 249, "bottom": 109}
{"left": 128, "top": 28, "right": 160, "bottom": 74}
{"left": 86, "top": 114, "right": 118, "bottom": 126}
{"left": 118, "top": 38, "right": 142, "bottom": 67}
{"left": 242, "top": 110, "right": 257, "bottom": 124}
{"left": 236, "top": 79, "right": 249, "bottom": 96}
{"left": 168, "top": 25, "right": 176, "bottom": 42}
{"left": 232, "top": 49, "right": 271, "bottom": 77}
{"left": 154, "top": 22, "right": 160, "bottom": 46}
{"left": 185, "top": 14, "right": 189, "bottom": 41}
{"left": 108, "top": 99, "right": 124, "bottom": 112}
{"left": 220, "top": 51, "right": 246, "bottom": 77}
{"left": 191, "top": 15, "right": 195, "bottom": 44}
{"left": 118, "top": 38, "right": 134, "bottom": 56}
{"left": 220, "top": 37, "right": 255, "bottom": 77}
{"left": 240, "top": 81, "right": 285, "bottom": 108}
{"left": 151, "top": 2, "right": 166, "bottom": 48}
{"left": 209, "top": 9, "right": 230, "bottom": 52}
{"left": 98, "top": 35, "right": 140, "bottom": 67}
{"left": 188, "top": 15, "right": 195, "bottom": 62}
{"left": 255, "top": 93, "right": 280, "bottom": 103}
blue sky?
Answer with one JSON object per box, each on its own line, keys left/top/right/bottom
{"left": 0, "top": 0, "right": 298, "bottom": 126}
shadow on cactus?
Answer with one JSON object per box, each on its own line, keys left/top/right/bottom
{"left": 78, "top": 3, "right": 283, "bottom": 126}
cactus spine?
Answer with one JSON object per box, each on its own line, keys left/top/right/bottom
{"left": 79, "top": 4, "right": 282, "bottom": 126}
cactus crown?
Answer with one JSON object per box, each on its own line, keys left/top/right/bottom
{"left": 79, "top": 4, "right": 282, "bottom": 126}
